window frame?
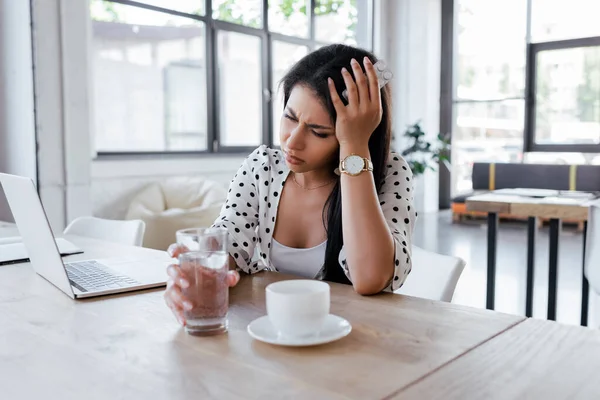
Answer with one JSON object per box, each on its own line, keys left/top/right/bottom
{"left": 524, "top": 35, "right": 600, "bottom": 153}
{"left": 93, "top": 0, "right": 374, "bottom": 158}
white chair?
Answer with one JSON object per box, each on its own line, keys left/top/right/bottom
{"left": 395, "top": 245, "right": 466, "bottom": 302}
{"left": 63, "top": 216, "right": 146, "bottom": 247}
{"left": 584, "top": 199, "right": 600, "bottom": 327}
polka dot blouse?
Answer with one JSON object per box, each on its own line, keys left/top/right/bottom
{"left": 211, "top": 145, "right": 417, "bottom": 292}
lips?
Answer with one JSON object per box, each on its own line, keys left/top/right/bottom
{"left": 284, "top": 151, "right": 304, "bottom": 165}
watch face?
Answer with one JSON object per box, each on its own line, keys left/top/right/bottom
{"left": 344, "top": 155, "right": 365, "bottom": 175}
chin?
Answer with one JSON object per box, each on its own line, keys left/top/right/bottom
{"left": 285, "top": 161, "right": 306, "bottom": 173}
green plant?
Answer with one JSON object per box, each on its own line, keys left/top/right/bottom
{"left": 400, "top": 121, "right": 450, "bottom": 178}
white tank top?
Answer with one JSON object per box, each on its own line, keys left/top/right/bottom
{"left": 270, "top": 238, "right": 327, "bottom": 279}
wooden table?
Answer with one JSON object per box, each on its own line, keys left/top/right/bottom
{"left": 466, "top": 193, "right": 591, "bottom": 325}
{"left": 392, "top": 318, "right": 600, "bottom": 399}
{"left": 0, "top": 236, "right": 526, "bottom": 399}
{"left": 3, "top": 236, "right": 600, "bottom": 398}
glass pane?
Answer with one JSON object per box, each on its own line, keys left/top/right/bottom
{"left": 535, "top": 47, "right": 600, "bottom": 145}
{"left": 531, "top": 0, "right": 600, "bottom": 42}
{"left": 452, "top": 100, "right": 525, "bottom": 195}
{"left": 212, "top": 0, "right": 262, "bottom": 28}
{"left": 272, "top": 41, "right": 309, "bottom": 146}
{"left": 91, "top": 0, "right": 204, "bottom": 19}
{"left": 217, "top": 31, "right": 262, "bottom": 147}
{"left": 90, "top": 1, "right": 207, "bottom": 152}
{"left": 456, "top": 0, "right": 527, "bottom": 100}
{"left": 269, "top": 0, "right": 309, "bottom": 38}
{"left": 314, "top": 0, "right": 358, "bottom": 45}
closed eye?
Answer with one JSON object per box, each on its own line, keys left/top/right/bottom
{"left": 285, "top": 112, "right": 330, "bottom": 138}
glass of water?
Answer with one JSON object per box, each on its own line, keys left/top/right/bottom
{"left": 176, "top": 227, "right": 229, "bottom": 336}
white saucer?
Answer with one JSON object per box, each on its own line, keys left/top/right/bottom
{"left": 247, "top": 314, "right": 352, "bottom": 347}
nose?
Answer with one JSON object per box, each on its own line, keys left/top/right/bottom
{"left": 285, "top": 125, "right": 305, "bottom": 151}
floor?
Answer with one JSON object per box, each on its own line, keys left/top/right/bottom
{"left": 413, "top": 210, "right": 598, "bottom": 327}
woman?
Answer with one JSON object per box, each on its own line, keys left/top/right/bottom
{"left": 165, "top": 44, "right": 416, "bottom": 326}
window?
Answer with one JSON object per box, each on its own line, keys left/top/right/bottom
{"left": 91, "top": 1, "right": 207, "bottom": 152}
{"left": 530, "top": 0, "right": 600, "bottom": 43}
{"left": 271, "top": 41, "right": 309, "bottom": 146}
{"left": 314, "top": 0, "right": 360, "bottom": 45}
{"left": 212, "top": 0, "right": 262, "bottom": 28}
{"left": 90, "top": 0, "right": 373, "bottom": 155}
{"left": 525, "top": 38, "right": 600, "bottom": 152}
{"left": 452, "top": 0, "right": 527, "bottom": 195}
{"left": 451, "top": 0, "right": 600, "bottom": 195}
{"left": 217, "top": 31, "right": 263, "bottom": 147}
{"left": 269, "top": 0, "right": 310, "bottom": 38}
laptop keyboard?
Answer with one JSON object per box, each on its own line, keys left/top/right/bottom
{"left": 65, "top": 260, "right": 140, "bottom": 293}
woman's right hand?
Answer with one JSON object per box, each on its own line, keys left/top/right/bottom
{"left": 164, "top": 243, "right": 240, "bottom": 326}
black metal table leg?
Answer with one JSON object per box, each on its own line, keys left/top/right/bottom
{"left": 525, "top": 217, "right": 537, "bottom": 317}
{"left": 548, "top": 218, "right": 561, "bottom": 321}
{"left": 487, "top": 212, "right": 498, "bottom": 310}
{"left": 581, "top": 221, "right": 589, "bottom": 327}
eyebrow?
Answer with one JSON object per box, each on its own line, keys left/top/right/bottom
{"left": 286, "top": 107, "right": 334, "bottom": 131}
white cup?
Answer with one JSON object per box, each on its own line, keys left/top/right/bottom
{"left": 265, "top": 280, "right": 330, "bottom": 338}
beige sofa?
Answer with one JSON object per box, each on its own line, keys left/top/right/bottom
{"left": 125, "top": 177, "right": 227, "bottom": 250}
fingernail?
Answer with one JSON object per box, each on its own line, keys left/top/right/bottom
{"left": 364, "top": 56, "right": 372, "bottom": 64}
{"left": 183, "top": 301, "right": 193, "bottom": 310}
{"left": 177, "top": 316, "right": 185, "bottom": 326}
{"left": 179, "top": 279, "right": 189, "bottom": 288}
{"left": 341, "top": 67, "right": 347, "bottom": 73}
{"left": 328, "top": 77, "right": 332, "bottom": 83}
{"left": 351, "top": 58, "right": 358, "bottom": 65}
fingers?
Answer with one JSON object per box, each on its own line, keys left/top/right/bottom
{"left": 164, "top": 283, "right": 188, "bottom": 326}
{"left": 226, "top": 270, "right": 240, "bottom": 287}
{"left": 350, "top": 58, "right": 369, "bottom": 104}
{"left": 167, "top": 264, "right": 190, "bottom": 288}
{"left": 364, "top": 56, "right": 382, "bottom": 108}
{"left": 328, "top": 77, "right": 344, "bottom": 113}
{"left": 340, "top": 67, "right": 358, "bottom": 106}
{"left": 169, "top": 281, "right": 193, "bottom": 311}
{"left": 166, "top": 293, "right": 186, "bottom": 326}
{"left": 167, "top": 243, "right": 189, "bottom": 259}
{"left": 165, "top": 263, "right": 192, "bottom": 326}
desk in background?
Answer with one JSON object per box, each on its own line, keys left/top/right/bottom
{"left": 466, "top": 191, "right": 592, "bottom": 325}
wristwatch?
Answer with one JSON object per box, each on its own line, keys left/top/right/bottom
{"left": 336, "top": 154, "right": 373, "bottom": 176}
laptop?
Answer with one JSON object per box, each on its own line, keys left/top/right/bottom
{"left": 0, "top": 173, "right": 168, "bottom": 299}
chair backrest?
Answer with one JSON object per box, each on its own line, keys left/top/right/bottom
{"left": 585, "top": 200, "right": 600, "bottom": 294}
{"left": 63, "top": 216, "right": 146, "bottom": 247}
{"left": 395, "top": 245, "right": 466, "bottom": 302}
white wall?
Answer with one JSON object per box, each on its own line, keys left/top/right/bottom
{"left": 31, "top": 0, "right": 93, "bottom": 233}
{"left": 0, "top": 0, "right": 37, "bottom": 222}
{"left": 380, "top": 0, "right": 442, "bottom": 214}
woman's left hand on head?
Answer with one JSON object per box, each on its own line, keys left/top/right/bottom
{"left": 328, "top": 57, "right": 383, "bottom": 149}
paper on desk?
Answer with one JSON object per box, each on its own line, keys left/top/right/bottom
{"left": 0, "top": 237, "right": 83, "bottom": 265}
{"left": 539, "top": 197, "right": 584, "bottom": 205}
